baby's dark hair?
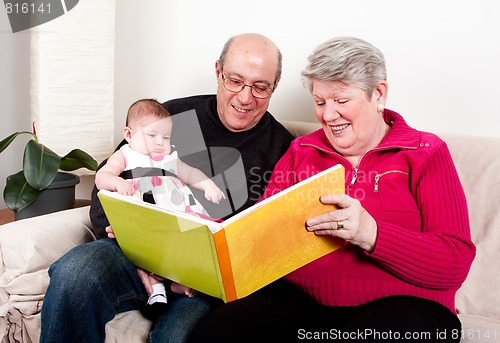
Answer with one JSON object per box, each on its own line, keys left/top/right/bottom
{"left": 126, "top": 98, "right": 171, "bottom": 127}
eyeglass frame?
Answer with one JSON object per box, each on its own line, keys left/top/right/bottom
{"left": 220, "top": 72, "right": 275, "bottom": 99}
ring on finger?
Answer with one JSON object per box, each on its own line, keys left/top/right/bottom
{"left": 336, "top": 220, "right": 344, "bottom": 230}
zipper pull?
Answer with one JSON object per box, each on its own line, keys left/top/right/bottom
{"left": 350, "top": 168, "right": 358, "bottom": 186}
{"left": 374, "top": 174, "right": 381, "bottom": 192}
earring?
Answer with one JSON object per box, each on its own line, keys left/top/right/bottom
{"left": 377, "top": 104, "right": 385, "bottom": 113}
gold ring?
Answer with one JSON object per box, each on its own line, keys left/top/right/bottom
{"left": 337, "top": 220, "right": 344, "bottom": 230}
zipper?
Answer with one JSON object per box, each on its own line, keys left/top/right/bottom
{"left": 299, "top": 140, "right": 416, "bottom": 188}
{"left": 374, "top": 170, "right": 409, "bottom": 192}
{"left": 350, "top": 168, "right": 358, "bottom": 186}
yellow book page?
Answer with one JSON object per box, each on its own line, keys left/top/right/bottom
{"left": 222, "top": 164, "right": 345, "bottom": 299}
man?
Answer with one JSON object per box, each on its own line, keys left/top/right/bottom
{"left": 40, "top": 33, "right": 294, "bottom": 343}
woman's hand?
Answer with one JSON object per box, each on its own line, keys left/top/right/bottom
{"left": 305, "top": 194, "right": 378, "bottom": 252}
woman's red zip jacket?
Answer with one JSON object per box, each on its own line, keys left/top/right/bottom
{"left": 261, "top": 109, "right": 476, "bottom": 314}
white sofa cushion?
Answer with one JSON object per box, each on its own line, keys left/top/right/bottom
{"left": 444, "top": 135, "right": 500, "bottom": 320}
{"left": 0, "top": 207, "right": 95, "bottom": 343}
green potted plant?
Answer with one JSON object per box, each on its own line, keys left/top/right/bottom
{"left": 0, "top": 123, "right": 98, "bottom": 218}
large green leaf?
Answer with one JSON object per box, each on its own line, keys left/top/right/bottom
{"left": 3, "top": 171, "right": 41, "bottom": 212}
{"left": 60, "top": 149, "right": 98, "bottom": 171}
{"left": 0, "top": 131, "right": 32, "bottom": 153}
{"left": 23, "top": 140, "right": 61, "bottom": 190}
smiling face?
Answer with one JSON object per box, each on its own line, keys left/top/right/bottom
{"left": 124, "top": 116, "right": 173, "bottom": 159}
{"left": 215, "top": 34, "right": 280, "bottom": 132}
{"left": 311, "top": 80, "right": 388, "bottom": 164}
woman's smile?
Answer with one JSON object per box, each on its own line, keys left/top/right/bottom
{"left": 329, "top": 123, "right": 350, "bottom": 134}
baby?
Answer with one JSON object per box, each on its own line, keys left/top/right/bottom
{"left": 96, "top": 98, "right": 225, "bottom": 314}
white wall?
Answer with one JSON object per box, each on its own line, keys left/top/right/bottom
{"left": 2, "top": 0, "right": 499, "bottom": 209}
{"left": 114, "top": 0, "right": 500, "bottom": 143}
{"left": 0, "top": 10, "right": 31, "bottom": 210}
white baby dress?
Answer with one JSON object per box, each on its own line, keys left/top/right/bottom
{"left": 120, "top": 144, "right": 209, "bottom": 217}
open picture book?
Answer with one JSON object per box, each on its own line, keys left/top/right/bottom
{"left": 98, "top": 163, "right": 345, "bottom": 302}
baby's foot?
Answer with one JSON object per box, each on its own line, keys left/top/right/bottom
{"left": 147, "top": 283, "right": 167, "bottom": 305}
{"left": 143, "top": 283, "right": 168, "bottom": 321}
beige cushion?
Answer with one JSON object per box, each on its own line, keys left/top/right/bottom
{"left": 459, "top": 314, "right": 500, "bottom": 342}
{"left": 0, "top": 207, "right": 95, "bottom": 342}
{"left": 105, "top": 311, "right": 152, "bottom": 342}
{"left": 444, "top": 135, "right": 500, "bottom": 320}
{"left": 280, "top": 120, "right": 321, "bottom": 137}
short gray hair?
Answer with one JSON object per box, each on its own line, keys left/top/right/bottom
{"left": 302, "top": 36, "right": 387, "bottom": 98}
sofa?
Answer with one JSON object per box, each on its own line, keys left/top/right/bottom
{"left": 1, "top": 120, "right": 499, "bottom": 343}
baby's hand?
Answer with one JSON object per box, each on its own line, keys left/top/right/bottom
{"left": 205, "top": 185, "right": 225, "bottom": 204}
{"left": 115, "top": 180, "right": 135, "bottom": 196}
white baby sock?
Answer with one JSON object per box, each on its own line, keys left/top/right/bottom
{"left": 147, "top": 283, "right": 167, "bottom": 305}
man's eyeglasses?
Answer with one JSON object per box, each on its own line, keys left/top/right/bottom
{"left": 221, "top": 73, "right": 274, "bottom": 99}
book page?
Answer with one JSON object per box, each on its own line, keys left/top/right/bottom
{"left": 222, "top": 164, "right": 345, "bottom": 300}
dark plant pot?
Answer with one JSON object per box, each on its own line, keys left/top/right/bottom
{"left": 14, "top": 172, "right": 80, "bottom": 221}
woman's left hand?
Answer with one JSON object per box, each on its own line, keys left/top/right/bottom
{"left": 305, "top": 194, "right": 378, "bottom": 252}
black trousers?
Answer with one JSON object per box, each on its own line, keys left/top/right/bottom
{"left": 188, "top": 280, "right": 461, "bottom": 343}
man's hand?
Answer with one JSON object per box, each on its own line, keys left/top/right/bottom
{"left": 105, "top": 226, "right": 115, "bottom": 239}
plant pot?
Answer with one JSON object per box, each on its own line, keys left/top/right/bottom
{"left": 14, "top": 172, "right": 80, "bottom": 220}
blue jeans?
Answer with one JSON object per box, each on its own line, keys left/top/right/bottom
{"left": 40, "top": 238, "right": 221, "bottom": 343}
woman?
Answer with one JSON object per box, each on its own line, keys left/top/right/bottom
{"left": 188, "top": 37, "right": 475, "bottom": 343}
